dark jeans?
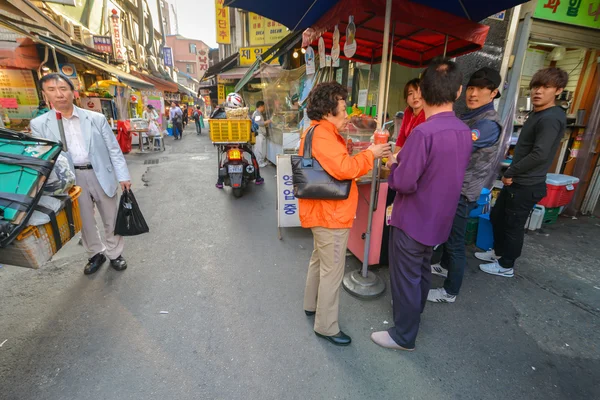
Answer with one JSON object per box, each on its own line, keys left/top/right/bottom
{"left": 195, "top": 120, "right": 202, "bottom": 133}
{"left": 174, "top": 122, "right": 183, "bottom": 138}
{"left": 388, "top": 227, "right": 433, "bottom": 349}
{"left": 440, "top": 196, "right": 478, "bottom": 295}
{"left": 491, "top": 182, "right": 546, "bottom": 269}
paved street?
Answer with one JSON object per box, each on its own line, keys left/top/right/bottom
{"left": 1, "top": 124, "right": 599, "bottom": 400}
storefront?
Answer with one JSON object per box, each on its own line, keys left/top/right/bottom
{"left": 510, "top": 1, "right": 600, "bottom": 214}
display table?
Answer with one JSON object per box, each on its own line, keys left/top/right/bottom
{"left": 347, "top": 178, "right": 393, "bottom": 266}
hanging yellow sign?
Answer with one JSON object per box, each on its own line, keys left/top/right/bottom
{"left": 239, "top": 46, "right": 281, "bottom": 66}
{"left": 248, "top": 13, "right": 287, "bottom": 46}
{"left": 218, "top": 84, "right": 225, "bottom": 104}
{"left": 215, "top": 0, "right": 231, "bottom": 44}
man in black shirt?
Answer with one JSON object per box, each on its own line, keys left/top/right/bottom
{"left": 477, "top": 67, "right": 568, "bottom": 277}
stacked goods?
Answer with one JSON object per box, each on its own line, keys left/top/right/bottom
{"left": 225, "top": 107, "right": 249, "bottom": 119}
{"left": 0, "top": 129, "right": 62, "bottom": 247}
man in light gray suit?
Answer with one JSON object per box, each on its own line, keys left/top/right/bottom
{"left": 30, "top": 73, "right": 132, "bottom": 275}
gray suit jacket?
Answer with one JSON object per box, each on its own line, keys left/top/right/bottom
{"left": 30, "top": 106, "right": 130, "bottom": 197}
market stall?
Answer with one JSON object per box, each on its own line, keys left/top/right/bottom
{"left": 228, "top": 0, "right": 528, "bottom": 298}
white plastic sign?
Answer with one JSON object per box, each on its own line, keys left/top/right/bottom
{"left": 277, "top": 155, "right": 301, "bottom": 228}
{"left": 305, "top": 46, "right": 316, "bottom": 75}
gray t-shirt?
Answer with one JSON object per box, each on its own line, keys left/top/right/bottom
{"left": 252, "top": 109, "right": 267, "bottom": 136}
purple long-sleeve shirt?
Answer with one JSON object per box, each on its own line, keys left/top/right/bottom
{"left": 388, "top": 111, "right": 472, "bottom": 246}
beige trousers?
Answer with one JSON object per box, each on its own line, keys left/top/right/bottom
{"left": 75, "top": 169, "right": 124, "bottom": 260}
{"left": 303, "top": 227, "right": 351, "bottom": 336}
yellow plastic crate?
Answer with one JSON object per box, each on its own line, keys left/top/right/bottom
{"left": 209, "top": 119, "right": 252, "bottom": 143}
{"left": 0, "top": 186, "right": 83, "bottom": 268}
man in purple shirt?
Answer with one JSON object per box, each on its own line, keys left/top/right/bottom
{"left": 371, "top": 58, "right": 472, "bottom": 351}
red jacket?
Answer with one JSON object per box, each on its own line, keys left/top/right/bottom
{"left": 395, "top": 107, "right": 426, "bottom": 148}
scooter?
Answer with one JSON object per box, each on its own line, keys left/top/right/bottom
{"left": 218, "top": 144, "right": 258, "bottom": 198}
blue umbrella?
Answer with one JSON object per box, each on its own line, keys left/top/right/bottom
{"left": 225, "top": 0, "right": 523, "bottom": 28}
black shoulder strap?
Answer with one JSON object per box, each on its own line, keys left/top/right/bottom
{"left": 302, "top": 125, "right": 319, "bottom": 160}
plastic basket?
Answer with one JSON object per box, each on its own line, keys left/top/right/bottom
{"left": 542, "top": 207, "right": 560, "bottom": 225}
{"left": 209, "top": 119, "right": 252, "bottom": 143}
{"left": 0, "top": 186, "right": 82, "bottom": 268}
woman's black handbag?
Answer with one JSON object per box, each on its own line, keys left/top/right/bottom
{"left": 291, "top": 125, "right": 352, "bottom": 200}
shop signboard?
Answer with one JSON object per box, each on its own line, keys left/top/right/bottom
{"left": 109, "top": 9, "right": 128, "bottom": 63}
{"left": 239, "top": 46, "right": 280, "bottom": 66}
{"left": 276, "top": 155, "right": 301, "bottom": 228}
{"left": 357, "top": 89, "right": 368, "bottom": 107}
{"left": 215, "top": 0, "right": 231, "bottom": 44}
{"left": 249, "top": 12, "right": 288, "bottom": 46}
{"left": 0, "top": 68, "right": 39, "bottom": 119}
{"left": 59, "top": 63, "right": 82, "bottom": 91}
{"left": 165, "top": 92, "right": 181, "bottom": 102}
{"left": 81, "top": 97, "right": 103, "bottom": 113}
{"left": 93, "top": 36, "right": 112, "bottom": 53}
{"left": 534, "top": 0, "right": 600, "bottom": 29}
{"left": 198, "top": 47, "right": 209, "bottom": 80}
{"left": 163, "top": 47, "right": 173, "bottom": 67}
{"left": 218, "top": 84, "right": 226, "bottom": 104}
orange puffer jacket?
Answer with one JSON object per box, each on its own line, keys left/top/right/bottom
{"left": 298, "top": 120, "right": 374, "bottom": 229}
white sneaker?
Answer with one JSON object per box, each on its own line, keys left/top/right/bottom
{"left": 479, "top": 260, "right": 514, "bottom": 278}
{"left": 427, "top": 288, "right": 456, "bottom": 303}
{"left": 474, "top": 249, "right": 500, "bottom": 262}
{"left": 431, "top": 263, "right": 448, "bottom": 278}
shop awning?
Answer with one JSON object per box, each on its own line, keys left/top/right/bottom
{"left": 234, "top": 31, "right": 302, "bottom": 92}
{"left": 202, "top": 53, "right": 238, "bottom": 81}
{"left": 177, "top": 83, "right": 196, "bottom": 97}
{"left": 130, "top": 71, "right": 178, "bottom": 92}
{"left": 36, "top": 36, "right": 154, "bottom": 90}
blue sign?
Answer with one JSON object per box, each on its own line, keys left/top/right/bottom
{"left": 163, "top": 47, "right": 173, "bottom": 67}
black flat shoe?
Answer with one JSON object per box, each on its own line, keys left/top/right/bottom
{"left": 110, "top": 255, "right": 128, "bottom": 271}
{"left": 315, "top": 330, "right": 352, "bottom": 346}
{"left": 305, "top": 310, "right": 316, "bottom": 316}
{"left": 84, "top": 253, "right": 106, "bottom": 275}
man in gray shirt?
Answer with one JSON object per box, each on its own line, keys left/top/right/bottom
{"left": 252, "top": 101, "right": 271, "bottom": 168}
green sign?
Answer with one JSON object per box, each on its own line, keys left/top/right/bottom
{"left": 534, "top": 0, "right": 600, "bottom": 30}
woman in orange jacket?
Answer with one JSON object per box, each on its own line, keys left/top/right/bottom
{"left": 299, "top": 82, "right": 391, "bottom": 346}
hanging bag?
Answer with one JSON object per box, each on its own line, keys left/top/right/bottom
{"left": 114, "top": 189, "right": 149, "bottom": 236}
{"left": 290, "top": 125, "right": 352, "bottom": 200}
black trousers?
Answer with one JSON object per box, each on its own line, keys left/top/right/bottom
{"left": 490, "top": 182, "right": 546, "bottom": 269}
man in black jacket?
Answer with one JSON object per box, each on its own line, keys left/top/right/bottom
{"left": 428, "top": 67, "right": 502, "bottom": 303}
{"left": 476, "top": 67, "right": 568, "bottom": 277}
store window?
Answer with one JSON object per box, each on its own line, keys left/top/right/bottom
{"left": 187, "top": 64, "right": 194, "bottom": 74}
{"left": 189, "top": 43, "right": 196, "bottom": 54}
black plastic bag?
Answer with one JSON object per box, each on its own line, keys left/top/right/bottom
{"left": 114, "top": 189, "right": 149, "bottom": 236}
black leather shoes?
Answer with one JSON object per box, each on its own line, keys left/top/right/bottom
{"left": 305, "top": 310, "right": 316, "bottom": 316}
{"left": 110, "top": 255, "right": 127, "bottom": 271}
{"left": 315, "top": 330, "right": 352, "bottom": 346}
{"left": 84, "top": 253, "right": 106, "bottom": 275}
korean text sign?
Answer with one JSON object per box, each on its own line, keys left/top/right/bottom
{"left": 534, "top": 0, "right": 600, "bottom": 29}
{"left": 215, "top": 0, "right": 231, "bottom": 44}
{"left": 239, "top": 47, "right": 281, "bottom": 66}
{"left": 276, "top": 155, "right": 301, "bottom": 228}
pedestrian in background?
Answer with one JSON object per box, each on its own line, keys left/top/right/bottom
{"left": 476, "top": 67, "right": 568, "bottom": 277}
{"left": 170, "top": 102, "right": 183, "bottom": 140}
{"left": 143, "top": 104, "right": 160, "bottom": 139}
{"left": 299, "top": 82, "right": 391, "bottom": 347}
{"left": 394, "top": 78, "right": 425, "bottom": 151}
{"left": 193, "top": 105, "right": 204, "bottom": 134}
{"left": 32, "top": 100, "right": 50, "bottom": 118}
{"left": 372, "top": 58, "right": 472, "bottom": 351}
{"left": 182, "top": 104, "right": 189, "bottom": 129}
{"left": 428, "top": 67, "right": 502, "bottom": 304}
{"left": 30, "top": 73, "right": 131, "bottom": 275}
{"left": 252, "top": 101, "right": 271, "bottom": 168}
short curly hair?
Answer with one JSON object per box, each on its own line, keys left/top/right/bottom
{"left": 307, "top": 82, "right": 348, "bottom": 121}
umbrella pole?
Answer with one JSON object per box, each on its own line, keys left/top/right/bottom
{"left": 343, "top": 0, "right": 392, "bottom": 299}
{"left": 383, "top": 23, "right": 395, "bottom": 118}
{"left": 443, "top": 35, "right": 448, "bottom": 57}
{"left": 364, "top": 51, "right": 374, "bottom": 115}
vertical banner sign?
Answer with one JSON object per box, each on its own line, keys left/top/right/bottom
{"left": 218, "top": 84, "right": 226, "bottom": 104}
{"left": 198, "top": 47, "right": 209, "bottom": 80}
{"left": 305, "top": 46, "right": 316, "bottom": 75}
{"left": 163, "top": 47, "right": 173, "bottom": 67}
{"left": 344, "top": 16, "right": 357, "bottom": 58}
{"left": 249, "top": 12, "right": 265, "bottom": 46}
{"left": 110, "top": 9, "right": 127, "bottom": 63}
{"left": 215, "top": 0, "right": 231, "bottom": 44}
{"left": 331, "top": 25, "right": 340, "bottom": 67}
{"left": 318, "top": 37, "right": 326, "bottom": 69}
{"left": 93, "top": 36, "right": 112, "bottom": 53}
{"left": 276, "top": 155, "right": 301, "bottom": 228}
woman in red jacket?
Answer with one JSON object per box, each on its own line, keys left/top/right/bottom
{"left": 395, "top": 78, "right": 425, "bottom": 150}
